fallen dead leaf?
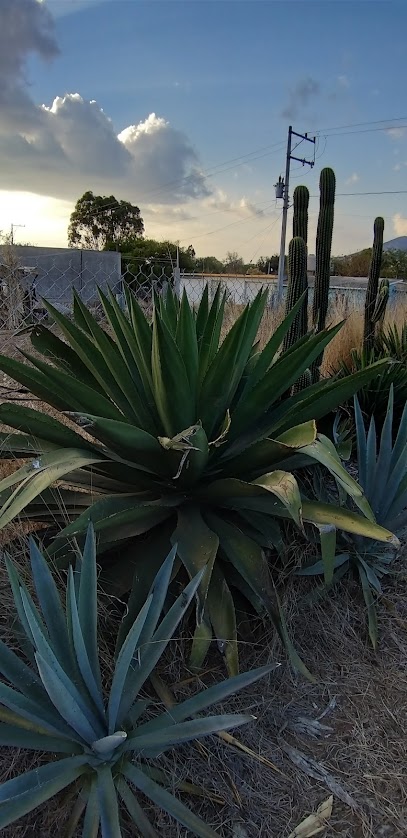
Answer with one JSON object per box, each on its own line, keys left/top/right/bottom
{"left": 288, "top": 795, "right": 333, "bottom": 837}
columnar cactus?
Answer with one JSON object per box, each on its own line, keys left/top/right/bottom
{"left": 364, "top": 217, "right": 385, "bottom": 352}
{"left": 311, "top": 167, "right": 336, "bottom": 381}
{"left": 372, "top": 278, "right": 389, "bottom": 332}
{"left": 283, "top": 236, "right": 308, "bottom": 352}
{"left": 312, "top": 167, "right": 336, "bottom": 333}
{"left": 293, "top": 185, "right": 309, "bottom": 244}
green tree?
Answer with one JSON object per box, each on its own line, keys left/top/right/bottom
{"left": 257, "top": 255, "right": 280, "bottom": 274}
{"left": 195, "top": 255, "right": 225, "bottom": 273}
{"left": 382, "top": 249, "right": 407, "bottom": 280}
{"left": 224, "top": 251, "right": 245, "bottom": 273}
{"left": 68, "top": 191, "right": 144, "bottom": 250}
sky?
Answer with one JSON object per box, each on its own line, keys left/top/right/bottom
{"left": 0, "top": 0, "right": 407, "bottom": 261}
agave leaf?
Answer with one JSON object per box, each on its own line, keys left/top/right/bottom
{"left": 138, "top": 664, "right": 277, "bottom": 736}
{"left": 78, "top": 525, "right": 103, "bottom": 693}
{"left": 297, "top": 553, "right": 350, "bottom": 576}
{"left": 198, "top": 285, "right": 226, "bottom": 380}
{"left": 67, "top": 569, "right": 105, "bottom": 717}
{"left": 268, "top": 359, "right": 389, "bottom": 437}
{"left": 35, "top": 652, "right": 100, "bottom": 743}
{"left": 122, "top": 762, "right": 220, "bottom": 838}
{"left": 127, "top": 713, "right": 254, "bottom": 755}
{"left": 0, "top": 638, "right": 47, "bottom": 704}
{"left": 0, "top": 403, "right": 94, "bottom": 451}
{"left": 29, "top": 537, "right": 76, "bottom": 676}
{"left": 82, "top": 779, "right": 100, "bottom": 838}
{"left": 217, "top": 421, "right": 316, "bottom": 475}
{"left": 108, "top": 595, "right": 152, "bottom": 734}
{"left": 30, "top": 322, "right": 103, "bottom": 390}
{"left": 0, "top": 681, "right": 75, "bottom": 738}
{"left": 230, "top": 322, "right": 344, "bottom": 438}
{"left": 20, "top": 586, "right": 104, "bottom": 732}
{"left": 97, "top": 288, "right": 159, "bottom": 431}
{"left": 240, "top": 291, "right": 308, "bottom": 396}
{"left": 0, "top": 756, "right": 87, "bottom": 830}
{"left": 115, "top": 523, "right": 174, "bottom": 648}
{"left": 354, "top": 396, "right": 367, "bottom": 489}
{"left": 252, "top": 471, "right": 303, "bottom": 529}
{"left": 175, "top": 289, "right": 199, "bottom": 392}
{"left": 195, "top": 283, "right": 209, "bottom": 345}
{"left": 357, "top": 563, "right": 378, "bottom": 650}
{"left": 21, "top": 350, "right": 126, "bottom": 422}
{"left": 205, "top": 511, "right": 273, "bottom": 606}
{"left": 72, "top": 415, "right": 169, "bottom": 476}
{"left": 314, "top": 524, "right": 336, "bottom": 586}
{"left": 206, "top": 564, "right": 238, "bottom": 676}
{"left": 301, "top": 501, "right": 399, "bottom": 546}
{"left": 0, "top": 722, "right": 81, "bottom": 753}
{"left": 135, "top": 545, "right": 178, "bottom": 652}
{"left": 199, "top": 290, "right": 267, "bottom": 437}
{"left": 369, "top": 385, "right": 394, "bottom": 514}
{"left": 117, "top": 569, "right": 205, "bottom": 726}
{"left": 50, "top": 498, "right": 172, "bottom": 556}
{"left": 151, "top": 309, "right": 194, "bottom": 437}
{"left": 300, "top": 435, "right": 373, "bottom": 520}
{"left": 189, "top": 617, "right": 213, "bottom": 672}
{"left": 172, "top": 505, "right": 219, "bottom": 621}
{"left": 0, "top": 449, "right": 105, "bottom": 529}
{"left": 96, "top": 766, "right": 121, "bottom": 838}
{"left": 44, "top": 298, "right": 140, "bottom": 423}
{"left": 0, "top": 432, "right": 57, "bottom": 457}
{"left": 117, "top": 778, "right": 159, "bottom": 838}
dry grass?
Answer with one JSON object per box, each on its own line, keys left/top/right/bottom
{"left": 0, "top": 534, "right": 406, "bottom": 837}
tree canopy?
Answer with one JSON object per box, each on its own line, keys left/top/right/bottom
{"left": 68, "top": 191, "right": 144, "bottom": 250}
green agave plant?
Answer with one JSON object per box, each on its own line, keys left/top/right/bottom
{"left": 0, "top": 526, "right": 275, "bottom": 836}
{"left": 299, "top": 386, "right": 405, "bottom": 648}
{"left": 336, "top": 322, "right": 407, "bottom": 433}
{"left": 0, "top": 284, "right": 397, "bottom": 673}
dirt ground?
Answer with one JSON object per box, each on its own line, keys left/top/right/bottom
{"left": 0, "top": 545, "right": 405, "bottom": 838}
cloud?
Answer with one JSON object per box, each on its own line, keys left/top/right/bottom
{"left": 386, "top": 127, "right": 407, "bottom": 140}
{"left": 0, "top": 0, "right": 210, "bottom": 205}
{"left": 204, "top": 190, "right": 265, "bottom": 218}
{"left": 393, "top": 213, "right": 407, "bottom": 236}
{"left": 0, "top": 0, "right": 58, "bottom": 131}
{"left": 281, "top": 77, "right": 320, "bottom": 120}
{"left": 345, "top": 172, "right": 359, "bottom": 185}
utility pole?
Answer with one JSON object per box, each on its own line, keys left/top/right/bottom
{"left": 10, "top": 224, "right": 25, "bottom": 245}
{"left": 275, "top": 126, "right": 315, "bottom": 300}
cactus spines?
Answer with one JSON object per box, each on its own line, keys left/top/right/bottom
{"left": 364, "top": 217, "right": 385, "bottom": 352}
{"left": 293, "top": 185, "right": 309, "bottom": 244}
{"left": 283, "top": 236, "right": 308, "bottom": 352}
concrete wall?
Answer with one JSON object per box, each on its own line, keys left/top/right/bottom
{"left": 180, "top": 273, "right": 406, "bottom": 311}
{"left": 0, "top": 246, "right": 121, "bottom": 310}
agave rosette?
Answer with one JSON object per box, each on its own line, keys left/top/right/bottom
{"left": 0, "top": 526, "right": 275, "bottom": 836}
{"left": 0, "top": 284, "right": 397, "bottom": 672}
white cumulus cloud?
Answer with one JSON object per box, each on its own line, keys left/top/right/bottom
{"left": 0, "top": 0, "right": 210, "bottom": 205}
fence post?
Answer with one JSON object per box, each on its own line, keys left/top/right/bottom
{"left": 173, "top": 246, "right": 181, "bottom": 298}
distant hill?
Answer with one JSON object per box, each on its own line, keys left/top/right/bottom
{"left": 383, "top": 236, "right": 407, "bottom": 252}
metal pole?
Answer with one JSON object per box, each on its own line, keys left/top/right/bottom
{"left": 173, "top": 246, "right": 181, "bottom": 298}
{"left": 277, "top": 126, "right": 292, "bottom": 301}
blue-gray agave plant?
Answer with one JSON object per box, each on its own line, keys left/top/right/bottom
{"left": 0, "top": 526, "right": 275, "bottom": 836}
{"left": 299, "top": 385, "right": 405, "bottom": 648}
